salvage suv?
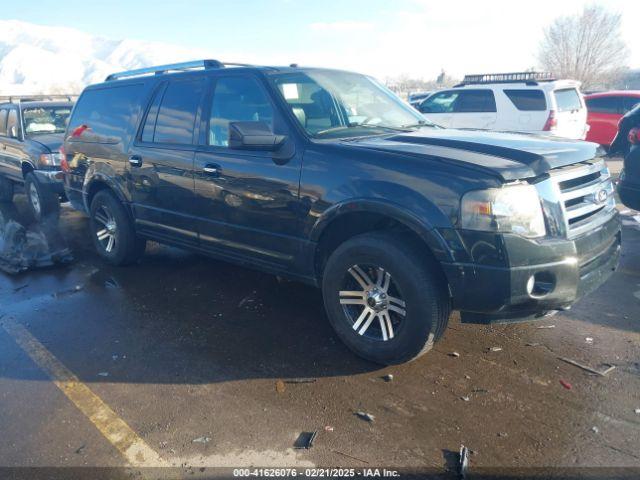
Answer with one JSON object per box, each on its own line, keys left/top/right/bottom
{"left": 62, "top": 61, "right": 620, "bottom": 364}
{"left": 0, "top": 96, "right": 74, "bottom": 220}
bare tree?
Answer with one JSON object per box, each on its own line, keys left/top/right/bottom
{"left": 538, "top": 5, "right": 629, "bottom": 90}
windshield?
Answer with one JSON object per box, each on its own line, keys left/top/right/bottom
{"left": 269, "top": 70, "right": 432, "bottom": 139}
{"left": 22, "top": 106, "right": 72, "bottom": 135}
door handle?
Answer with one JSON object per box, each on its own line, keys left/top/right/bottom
{"left": 203, "top": 164, "right": 221, "bottom": 176}
{"left": 129, "top": 155, "right": 142, "bottom": 167}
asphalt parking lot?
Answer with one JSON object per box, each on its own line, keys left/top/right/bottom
{"left": 0, "top": 161, "right": 639, "bottom": 479}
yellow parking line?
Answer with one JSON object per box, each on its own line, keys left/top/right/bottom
{"left": 2, "top": 318, "right": 165, "bottom": 467}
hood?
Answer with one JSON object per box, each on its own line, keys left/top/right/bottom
{"left": 340, "top": 128, "right": 601, "bottom": 181}
{"left": 28, "top": 133, "right": 64, "bottom": 152}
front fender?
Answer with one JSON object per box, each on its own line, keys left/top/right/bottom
{"left": 310, "top": 198, "right": 454, "bottom": 263}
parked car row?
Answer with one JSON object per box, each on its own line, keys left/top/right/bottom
{"left": 0, "top": 63, "right": 629, "bottom": 364}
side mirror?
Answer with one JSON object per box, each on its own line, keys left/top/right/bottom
{"left": 228, "top": 121, "right": 286, "bottom": 151}
{"left": 8, "top": 125, "right": 19, "bottom": 139}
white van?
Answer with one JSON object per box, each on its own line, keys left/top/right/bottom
{"left": 416, "top": 72, "right": 589, "bottom": 140}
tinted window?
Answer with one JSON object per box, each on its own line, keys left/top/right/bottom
{"left": 454, "top": 90, "right": 496, "bottom": 113}
{"left": 69, "top": 84, "right": 144, "bottom": 145}
{"left": 6, "top": 109, "right": 18, "bottom": 137}
{"left": 585, "top": 96, "right": 620, "bottom": 114}
{"left": 209, "top": 76, "right": 274, "bottom": 147}
{"left": 153, "top": 78, "right": 206, "bottom": 145}
{"left": 623, "top": 96, "right": 640, "bottom": 113}
{"left": 504, "top": 89, "right": 547, "bottom": 111}
{"left": 554, "top": 88, "right": 582, "bottom": 112}
{"left": 141, "top": 84, "right": 165, "bottom": 143}
{"left": 0, "top": 109, "right": 7, "bottom": 136}
{"left": 420, "top": 91, "right": 459, "bottom": 113}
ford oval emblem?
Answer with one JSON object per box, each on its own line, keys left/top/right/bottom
{"left": 596, "top": 189, "right": 608, "bottom": 204}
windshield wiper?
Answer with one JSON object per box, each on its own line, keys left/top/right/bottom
{"left": 400, "top": 121, "right": 439, "bottom": 129}
{"left": 315, "top": 123, "right": 412, "bottom": 137}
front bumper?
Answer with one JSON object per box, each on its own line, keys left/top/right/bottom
{"left": 34, "top": 170, "right": 65, "bottom": 195}
{"left": 618, "top": 177, "right": 640, "bottom": 211}
{"left": 441, "top": 213, "right": 621, "bottom": 322}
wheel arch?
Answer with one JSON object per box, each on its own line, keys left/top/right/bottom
{"left": 311, "top": 199, "right": 453, "bottom": 282}
{"left": 84, "top": 175, "right": 129, "bottom": 213}
{"left": 21, "top": 161, "right": 35, "bottom": 178}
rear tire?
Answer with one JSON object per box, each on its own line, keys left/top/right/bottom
{"left": 25, "top": 172, "right": 59, "bottom": 222}
{"left": 0, "top": 175, "right": 14, "bottom": 202}
{"left": 89, "top": 190, "right": 146, "bottom": 266}
{"left": 322, "top": 232, "right": 450, "bottom": 365}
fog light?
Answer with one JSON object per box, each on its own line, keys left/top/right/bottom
{"left": 526, "top": 275, "right": 535, "bottom": 295}
{"left": 527, "top": 272, "right": 556, "bottom": 298}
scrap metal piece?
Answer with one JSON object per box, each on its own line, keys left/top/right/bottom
{"left": 558, "top": 357, "right": 616, "bottom": 377}
{"left": 294, "top": 431, "right": 317, "bottom": 449}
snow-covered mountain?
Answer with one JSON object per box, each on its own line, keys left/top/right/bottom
{"left": 0, "top": 20, "right": 213, "bottom": 94}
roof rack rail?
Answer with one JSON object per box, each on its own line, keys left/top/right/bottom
{"left": 455, "top": 71, "right": 556, "bottom": 87}
{"left": 105, "top": 59, "right": 259, "bottom": 81}
{"left": 0, "top": 94, "right": 77, "bottom": 103}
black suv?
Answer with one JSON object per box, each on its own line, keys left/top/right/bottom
{"left": 62, "top": 60, "right": 621, "bottom": 364}
{"left": 0, "top": 96, "right": 74, "bottom": 220}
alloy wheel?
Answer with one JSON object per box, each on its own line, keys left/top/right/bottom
{"left": 339, "top": 264, "right": 406, "bottom": 341}
{"left": 29, "top": 182, "right": 41, "bottom": 217}
{"left": 94, "top": 205, "right": 118, "bottom": 253}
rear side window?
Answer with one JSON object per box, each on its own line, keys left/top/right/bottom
{"left": 0, "top": 109, "right": 7, "bottom": 136}
{"left": 69, "top": 84, "right": 144, "bottom": 145}
{"left": 585, "top": 96, "right": 620, "bottom": 114}
{"left": 149, "top": 78, "right": 206, "bottom": 145}
{"left": 504, "top": 89, "right": 547, "bottom": 111}
{"left": 554, "top": 88, "right": 582, "bottom": 112}
{"left": 6, "top": 109, "right": 18, "bottom": 136}
{"left": 454, "top": 90, "right": 496, "bottom": 113}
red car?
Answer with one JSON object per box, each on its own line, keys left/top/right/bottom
{"left": 585, "top": 91, "right": 640, "bottom": 147}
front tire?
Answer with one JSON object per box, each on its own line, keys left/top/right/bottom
{"left": 25, "top": 172, "right": 59, "bottom": 221}
{"left": 89, "top": 190, "right": 146, "bottom": 265}
{"left": 322, "top": 232, "right": 450, "bottom": 365}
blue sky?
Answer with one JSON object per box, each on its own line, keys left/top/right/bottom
{"left": 3, "top": 0, "right": 638, "bottom": 80}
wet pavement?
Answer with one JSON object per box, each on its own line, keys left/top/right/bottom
{"left": 0, "top": 162, "right": 639, "bottom": 478}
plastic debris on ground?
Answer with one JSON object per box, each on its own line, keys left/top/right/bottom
{"left": 285, "top": 378, "right": 316, "bottom": 384}
{"left": 192, "top": 436, "right": 211, "bottom": 444}
{"left": 0, "top": 217, "right": 72, "bottom": 274}
{"left": 488, "top": 347, "right": 502, "bottom": 352}
{"left": 324, "top": 425, "right": 334, "bottom": 432}
{"left": 355, "top": 411, "right": 375, "bottom": 422}
{"left": 537, "top": 325, "right": 556, "bottom": 329}
{"left": 293, "top": 431, "right": 317, "bottom": 449}
{"left": 275, "top": 380, "right": 286, "bottom": 393}
{"left": 459, "top": 445, "right": 470, "bottom": 478}
{"left": 382, "top": 374, "right": 394, "bottom": 382}
{"left": 591, "top": 426, "right": 600, "bottom": 434}
{"left": 449, "top": 352, "right": 460, "bottom": 357}
{"left": 559, "top": 379, "right": 572, "bottom": 390}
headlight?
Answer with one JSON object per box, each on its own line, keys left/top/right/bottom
{"left": 39, "top": 153, "right": 63, "bottom": 166}
{"left": 460, "top": 184, "right": 546, "bottom": 238}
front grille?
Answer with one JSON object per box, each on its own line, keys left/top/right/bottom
{"left": 549, "top": 159, "right": 616, "bottom": 238}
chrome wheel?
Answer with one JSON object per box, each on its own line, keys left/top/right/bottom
{"left": 339, "top": 265, "right": 406, "bottom": 341}
{"left": 29, "top": 182, "right": 41, "bottom": 217}
{"left": 94, "top": 205, "right": 117, "bottom": 253}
